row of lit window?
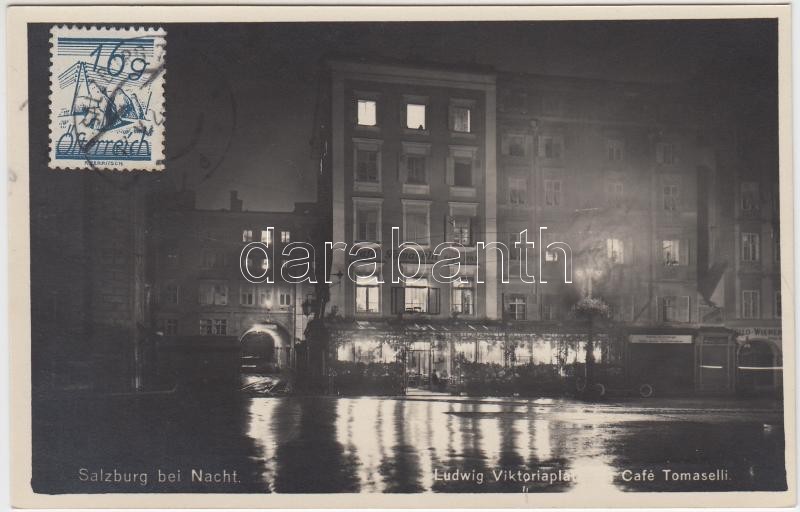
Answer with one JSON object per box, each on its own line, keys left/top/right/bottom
{"left": 501, "top": 134, "right": 678, "bottom": 165}
{"left": 158, "top": 318, "right": 227, "bottom": 337}
{"left": 160, "top": 283, "right": 291, "bottom": 308}
{"left": 740, "top": 181, "right": 780, "bottom": 214}
{"left": 356, "top": 98, "right": 473, "bottom": 134}
{"left": 353, "top": 140, "right": 477, "bottom": 189}
{"left": 242, "top": 229, "right": 291, "bottom": 244}
{"left": 505, "top": 178, "right": 681, "bottom": 210}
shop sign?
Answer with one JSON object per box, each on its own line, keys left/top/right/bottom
{"left": 734, "top": 326, "right": 782, "bottom": 343}
{"left": 629, "top": 334, "right": 693, "bottom": 344}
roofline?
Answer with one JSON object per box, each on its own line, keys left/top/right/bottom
{"left": 327, "top": 58, "right": 496, "bottom": 88}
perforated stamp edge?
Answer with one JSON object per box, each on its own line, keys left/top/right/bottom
{"left": 48, "top": 25, "right": 166, "bottom": 171}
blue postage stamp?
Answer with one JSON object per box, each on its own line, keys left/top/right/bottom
{"left": 49, "top": 26, "right": 166, "bottom": 170}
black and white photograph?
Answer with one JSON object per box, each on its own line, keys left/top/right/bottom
{"left": 6, "top": 4, "right": 795, "bottom": 509}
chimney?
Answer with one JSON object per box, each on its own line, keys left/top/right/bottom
{"left": 230, "top": 190, "right": 243, "bottom": 212}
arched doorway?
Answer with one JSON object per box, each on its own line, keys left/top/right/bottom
{"left": 737, "top": 338, "right": 782, "bottom": 396}
{"left": 239, "top": 322, "right": 292, "bottom": 374}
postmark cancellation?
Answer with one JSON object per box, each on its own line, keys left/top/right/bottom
{"left": 48, "top": 26, "right": 166, "bottom": 171}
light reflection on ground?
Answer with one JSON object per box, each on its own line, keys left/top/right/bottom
{"left": 243, "top": 395, "right": 785, "bottom": 493}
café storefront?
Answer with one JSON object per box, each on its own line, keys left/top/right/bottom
{"left": 328, "top": 319, "right": 737, "bottom": 397}
{"left": 328, "top": 319, "right": 615, "bottom": 395}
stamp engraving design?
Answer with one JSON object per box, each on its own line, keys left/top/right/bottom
{"left": 49, "top": 26, "right": 166, "bottom": 170}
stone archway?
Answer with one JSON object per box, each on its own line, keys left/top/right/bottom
{"left": 239, "top": 322, "right": 292, "bottom": 373}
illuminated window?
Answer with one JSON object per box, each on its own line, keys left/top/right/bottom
{"left": 357, "top": 99, "right": 377, "bottom": 126}
{"left": 200, "top": 319, "right": 213, "bottom": 335}
{"left": 242, "top": 229, "right": 253, "bottom": 242}
{"left": 213, "top": 319, "right": 228, "bottom": 335}
{"left": 606, "top": 238, "right": 624, "bottom": 264}
{"left": 281, "top": 230, "right": 291, "bottom": 243}
{"left": 406, "top": 103, "right": 426, "bottom": 130}
{"left": 662, "top": 240, "right": 687, "bottom": 266}
{"left": 260, "top": 229, "right": 272, "bottom": 244}
{"left": 355, "top": 276, "right": 380, "bottom": 313}
{"left": 451, "top": 216, "right": 472, "bottom": 246}
{"left": 451, "top": 278, "right": 475, "bottom": 315}
{"left": 404, "top": 278, "right": 430, "bottom": 313}
{"left": 507, "top": 295, "right": 526, "bottom": 320}
{"left": 451, "top": 106, "right": 471, "bottom": 133}
{"left": 663, "top": 185, "right": 679, "bottom": 211}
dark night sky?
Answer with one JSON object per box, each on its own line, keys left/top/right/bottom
{"left": 163, "top": 20, "right": 777, "bottom": 211}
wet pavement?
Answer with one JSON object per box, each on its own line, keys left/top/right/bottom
{"left": 32, "top": 390, "right": 786, "bottom": 494}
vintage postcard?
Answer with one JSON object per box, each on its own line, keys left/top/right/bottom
{"left": 6, "top": 4, "right": 795, "bottom": 509}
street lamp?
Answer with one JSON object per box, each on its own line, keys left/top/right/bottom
{"left": 575, "top": 268, "right": 602, "bottom": 298}
{"left": 574, "top": 267, "right": 605, "bottom": 399}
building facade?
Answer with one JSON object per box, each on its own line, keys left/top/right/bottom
{"left": 314, "top": 58, "right": 782, "bottom": 396}
{"left": 150, "top": 189, "right": 318, "bottom": 369}
{"left": 31, "top": 171, "right": 152, "bottom": 392}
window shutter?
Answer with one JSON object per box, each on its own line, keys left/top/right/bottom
{"left": 680, "top": 297, "right": 690, "bottom": 322}
{"left": 446, "top": 157, "right": 454, "bottom": 185}
{"left": 398, "top": 153, "right": 407, "bottom": 183}
{"left": 391, "top": 287, "right": 405, "bottom": 315}
{"left": 755, "top": 235, "right": 761, "bottom": 261}
{"left": 448, "top": 106, "right": 454, "bottom": 131}
{"left": 625, "top": 239, "right": 632, "bottom": 265}
{"left": 468, "top": 217, "right": 475, "bottom": 246}
{"left": 348, "top": 99, "right": 357, "bottom": 125}
{"left": 428, "top": 287, "right": 441, "bottom": 315}
{"left": 680, "top": 239, "right": 690, "bottom": 265}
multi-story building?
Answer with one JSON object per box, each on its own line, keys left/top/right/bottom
{"left": 31, "top": 171, "right": 152, "bottom": 392}
{"left": 316, "top": 59, "right": 508, "bottom": 379}
{"left": 312, "top": 58, "right": 779, "bottom": 396}
{"left": 150, "top": 188, "right": 318, "bottom": 369}
{"left": 705, "top": 106, "right": 783, "bottom": 393}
